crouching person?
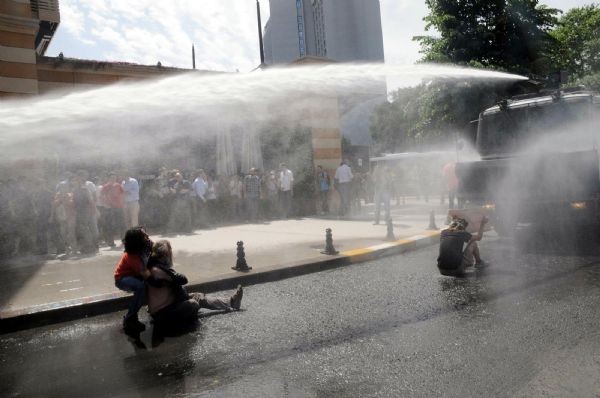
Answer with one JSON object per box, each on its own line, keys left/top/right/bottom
{"left": 437, "top": 216, "right": 488, "bottom": 277}
{"left": 146, "top": 240, "right": 243, "bottom": 335}
{"left": 114, "top": 227, "right": 153, "bottom": 334}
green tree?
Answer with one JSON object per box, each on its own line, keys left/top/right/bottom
{"left": 550, "top": 4, "right": 600, "bottom": 79}
{"left": 576, "top": 72, "right": 600, "bottom": 92}
{"left": 370, "top": 80, "right": 509, "bottom": 155}
{"left": 415, "top": 0, "right": 560, "bottom": 75}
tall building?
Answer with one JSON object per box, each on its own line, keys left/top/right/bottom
{"left": 263, "top": 0, "right": 386, "bottom": 150}
{"left": 263, "top": 0, "right": 385, "bottom": 65}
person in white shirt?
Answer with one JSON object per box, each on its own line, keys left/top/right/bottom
{"left": 279, "top": 163, "right": 294, "bottom": 218}
{"left": 122, "top": 172, "right": 140, "bottom": 228}
{"left": 334, "top": 161, "right": 353, "bottom": 217}
{"left": 192, "top": 170, "right": 209, "bottom": 228}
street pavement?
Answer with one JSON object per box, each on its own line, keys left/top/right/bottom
{"left": 2, "top": 227, "right": 600, "bottom": 397}
{"left": 0, "top": 198, "right": 445, "bottom": 321}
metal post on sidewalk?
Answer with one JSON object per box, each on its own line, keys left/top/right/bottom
{"left": 428, "top": 210, "right": 438, "bottom": 230}
{"left": 386, "top": 217, "right": 396, "bottom": 240}
{"left": 232, "top": 241, "right": 252, "bottom": 271}
{"left": 321, "top": 228, "right": 339, "bottom": 255}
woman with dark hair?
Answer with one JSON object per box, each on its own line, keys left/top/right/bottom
{"left": 114, "top": 227, "right": 153, "bottom": 333}
{"left": 146, "top": 240, "right": 243, "bottom": 334}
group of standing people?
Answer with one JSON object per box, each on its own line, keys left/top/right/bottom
{"left": 0, "top": 170, "right": 140, "bottom": 258}
{"left": 145, "top": 164, "right": 297, "bottom": 231}
{"left": 314, "top": 160, "right": 359, "bottom": 218}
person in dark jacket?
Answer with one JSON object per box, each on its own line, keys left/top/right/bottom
{"left": 146, "top": 240, "right": 243, "bottom": 334}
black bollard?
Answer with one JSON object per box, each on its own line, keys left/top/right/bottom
{"left": 427, "top": 210, "right": 438, "bottom": 230}
{"left": 232, "top": 241, "right": 252, "bottom": 271}
{"left": 386, "top": 217, "right": 396, "bottom": 240}
{"left": 321, "top": 228, "right": 339, "bottom": 255}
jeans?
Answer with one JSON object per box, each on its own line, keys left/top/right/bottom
{"left": 319, "top": 190, "right": 329, "bottom": 213}
{"left": 337, "top": 183, "right": 350, "bottom": 216}
{"left": 246, "top": 197, "right": 259, "bottom": 221}
{"left": 374, "top": 191, "right": 391, "bottom": 224}
{"left": 152, "top": 292, "right": 232, "bottom": 330}
{"left": 104, "top": 208, "right": 124, "bottom": 246}
{"left": 115, "top": 276, "right": 145, "bottom": 321}
{"left": 279, "top": 190, "right": 292, "bottom": 218}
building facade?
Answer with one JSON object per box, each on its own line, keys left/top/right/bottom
{"left": 0, "top": 0, "right": 60, "bottom": 97}
{"left": 263, "top": 0, "right": 385, "bottom": 65}
{"left": 0, "top": 0, "right": 190, "bottom": 98}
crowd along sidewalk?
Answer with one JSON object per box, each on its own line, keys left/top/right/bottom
{"left": 0, "top": 199, "right": 449, "bottom": 332}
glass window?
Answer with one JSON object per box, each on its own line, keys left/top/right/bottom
{"left": 477, "top": 100, "right": 593, "bottom": 156}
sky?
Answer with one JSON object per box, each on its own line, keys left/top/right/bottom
{"left": 47, "top": 0, "right": 594, "bottom": 72}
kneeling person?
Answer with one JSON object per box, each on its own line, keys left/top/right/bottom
{"left": 114, "top": 227, "right": 153, "bottom": 333}
{"left": 146, "top": 240, "right": 243, "bottom": 332}
{"left": 437, "top": 216, "right": 488, "bottom": 277}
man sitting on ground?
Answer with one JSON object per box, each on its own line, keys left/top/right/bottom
{"left": 437, "top": 216, "right": 488, "bottom": 277}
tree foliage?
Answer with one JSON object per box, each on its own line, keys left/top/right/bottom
{"left": 370, "top": 80, "right": 508, "bottom": 154}
{"left": 371, "top": 1, "right": 600, "bottom": 156}
{"left": 414, "top": 0, "right": 560, "bottom": 75}
{"left": 549, "top": 4, "right": 600, "bottom": 79}
{"left": 576, "top": 72, "right": 600, "bottom": 93}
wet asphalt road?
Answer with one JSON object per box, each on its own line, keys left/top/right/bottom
{"left": 2, "top": 230, "right": 600, "bottom": 397}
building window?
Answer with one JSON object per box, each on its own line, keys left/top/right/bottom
{"left": 311, "top": 0, "right": 326, "bottom": 57}
{"left": 296, "top": 0, "right": 305, "bottom": 57}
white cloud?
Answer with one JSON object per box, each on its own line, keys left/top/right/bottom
{"left": 58, "top": 0, "right": 86, "bottom": 36}
{"left": 380, "top": 0, "right": 429, "bottom": 65}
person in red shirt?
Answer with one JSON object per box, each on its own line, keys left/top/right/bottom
{"left": 101, "top": 172, "right": 125, "bottom": 247}
{"left": 114, "top": 227, "right": 152, "bottom": 333}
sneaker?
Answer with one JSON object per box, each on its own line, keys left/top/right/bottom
{"left": 229, "top": 285, "right": 243, "bottom": 310}
{"left": 475, "top": 260, "right": 489, "bottom": 268}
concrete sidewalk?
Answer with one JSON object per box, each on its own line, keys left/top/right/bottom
{"left": 0, "top": 198, "right": 449, "bottom": 331}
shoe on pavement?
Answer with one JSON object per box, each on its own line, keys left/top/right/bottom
{"left": 475, "top": 260, "right": 489, "bottom": 268}
{"left": 230, "top": 285, "right": 243, "bottom": 310}
{"left": 123, "top": 317, "right": 146, "bottom": 333}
